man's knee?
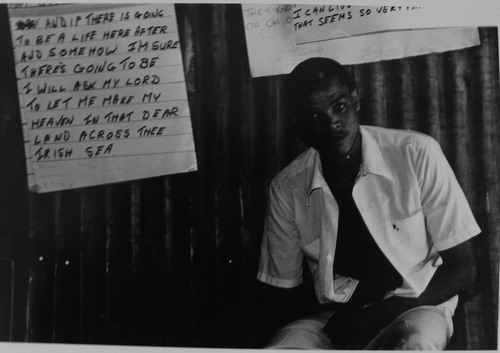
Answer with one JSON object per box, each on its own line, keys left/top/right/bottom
{"left": 367, "top": 306, "right": 453, "bottom": 350}
{"left": 378, "top": 324, "right": 441, "bottom": 350}
{"left": 396, "top": 331, "right": 439, "bottom": 350}
{"left": 265, "top": 311, "right": 334, "bottom": 349}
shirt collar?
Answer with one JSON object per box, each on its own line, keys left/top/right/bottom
{"left": 306, "top": 148, "right": 326, "bottom": 200}
{"left": 307, "top": 125, "right": 395, "bottom": 199}
{"left": 359, "top": 125, "right": 395, "bottom": 181}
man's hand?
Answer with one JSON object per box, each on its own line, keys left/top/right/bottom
{"left": 323, "top": 238, "right": 478, "bottom": 349}
{"left": 323, "top": 303, "right": 390, "bottom": 349}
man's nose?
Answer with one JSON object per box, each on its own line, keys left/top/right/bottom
{"left": 324, "top": 110, "right": 342, "bottom": 129}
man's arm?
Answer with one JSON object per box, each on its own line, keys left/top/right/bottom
{"left": 323, "top": 237, "right": 477, "bottom": 349}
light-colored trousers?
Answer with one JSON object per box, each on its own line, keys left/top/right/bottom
{"left": 265, "top": 305, "right": 454, "bottom": 350}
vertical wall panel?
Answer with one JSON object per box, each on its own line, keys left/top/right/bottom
{"left": 173, "top": 5, "right": 201, "bottom": 346}
{"left": 472, "top": 27, "right": 500, "bottom": 348}
{"left": 421, "top": 55, "right": 444, "bottom": 140}
{"left": 52, "top": 191, "right": 81, "bottom": 343}
{"left": 0, "top": 4, "right": 498, "bottom": 350}
{"left": 79, "top": 188, "right": 107, "bottom": 343}
{"left": 356, "top": 62, "right": 389, "bottom": 127}
{"left": 210, "top": 5, "right": 230, "bottom": 346}
{"left": 26, "top": 193, "right": 55, "bottom": 343}
{"left": 104, "top": 184, "right": 132, "bottom": 344}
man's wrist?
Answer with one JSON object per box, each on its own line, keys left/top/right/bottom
{"left": 372, "top": 296, "right": 417, "bottom": 325}
{"left": 348, "top": 280, "right": 389, "bottom": 307}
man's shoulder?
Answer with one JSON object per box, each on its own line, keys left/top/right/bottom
{"left": 361, "top": 125, "right": 438, "bottom": 150}
{"left": 270, "top": 148, "right": 317, "bottom": 188}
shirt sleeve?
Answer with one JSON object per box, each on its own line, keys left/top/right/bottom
{"left": 257, "top": 178, "right": 303, "bottom": 288}
{"left": 415, "top": 137, "right": 481, "bottom": 251}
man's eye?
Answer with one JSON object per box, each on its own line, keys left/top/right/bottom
{"left": 305, "top": 112, "right": 321, "bottom": 120}
{"left": 332, "top": 103, "right": 346, "bottom": 113}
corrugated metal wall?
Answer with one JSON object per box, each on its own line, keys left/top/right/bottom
{"left": 0, "top": 3, "right": 498, "bottom": 349}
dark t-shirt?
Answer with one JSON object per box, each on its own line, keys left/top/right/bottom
{"left": 321, "top": 143, "right": 402, "bottom": 307}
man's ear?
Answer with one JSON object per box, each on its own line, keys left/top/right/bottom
{"left": 351, "top": 89, "right": 360, "bottom": 111}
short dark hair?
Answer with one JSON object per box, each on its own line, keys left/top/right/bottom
{"left": 286, "top": 58, "right": 357, "bottom": 145}
{"left": 287, "top": 57, "right": 356, "bottom": 105}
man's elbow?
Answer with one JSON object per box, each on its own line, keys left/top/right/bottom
{"left": 453, "top": 257, "right": 478, "bottom": 302}
{"left": 442, "top": 238, "right": 478, "bottom": 295}
{"left": 461, "top": 263, "right": 477, "bottom": 291}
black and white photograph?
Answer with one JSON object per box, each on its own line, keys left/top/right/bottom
{"left": 0, "top": 1, "right": 498, "bottom": 351}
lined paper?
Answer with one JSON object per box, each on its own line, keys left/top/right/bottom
{"left": 9, "top": 3, "right": 197, "bottom": 192}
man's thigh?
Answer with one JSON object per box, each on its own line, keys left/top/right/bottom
{"left": 365, "top": 305, "right": 454, "bottom": 350}
{"left": 265, "top": 305, "right": 453, "bottom": 350}
{"left": 265, "top": 311, "right": 334, "bottom": 349}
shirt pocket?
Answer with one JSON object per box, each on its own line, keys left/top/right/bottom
{"left": 382, "top": 209, "right": 430, "bottom": 269}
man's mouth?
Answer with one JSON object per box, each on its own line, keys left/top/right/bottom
{"left": 328, "top": 127, "right": 348, "bottom": 139}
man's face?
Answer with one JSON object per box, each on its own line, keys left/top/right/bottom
{"left": 299, "top": 77, "right": 360, "bottom": 158}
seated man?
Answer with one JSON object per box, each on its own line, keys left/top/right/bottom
{"left": 257, "top": 57, "right": 480, "bottom": 350}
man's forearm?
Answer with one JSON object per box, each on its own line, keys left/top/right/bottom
{"left": 368, "top": 238, "right": 477, "bottom": 326}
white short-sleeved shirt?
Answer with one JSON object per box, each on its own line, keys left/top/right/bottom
{"left": 258, "top": 125, "right": 480, "bottom": 308}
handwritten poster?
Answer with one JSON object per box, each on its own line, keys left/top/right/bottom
{"left": 242, "top": 4, "right": 480, "bottom": 77}
{"left": 9, "top": 3, "right": 197, "bottom": 193}
{"left": 293, "top": 5, "right": 423, "bottom": 44}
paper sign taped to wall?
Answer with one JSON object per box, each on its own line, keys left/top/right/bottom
{"left": 9, "top": 3, "right": 197, "bottom": 193}
{"left": 242, "top": 4, "right": 480, "bottom": 77}
{"left": 293, "top": 5, "right": 424, "bottom": 44}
